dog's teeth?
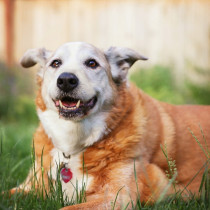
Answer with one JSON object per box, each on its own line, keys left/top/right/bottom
{"left": 59, "top": 100, "right": 63, "bottom": 108}
{"left": 66, "top": 106, "right": 77, "bottom": 110}
{"left": 76, "top": 100, "right": 80, "bottom": 108}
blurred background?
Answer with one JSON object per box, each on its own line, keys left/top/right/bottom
{"left": 0, "top": 0, "right": 210, "bottom": 189}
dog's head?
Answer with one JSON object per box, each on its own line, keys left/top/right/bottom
{"left": 21, "top": 42, "right": 147, "bottom": 121}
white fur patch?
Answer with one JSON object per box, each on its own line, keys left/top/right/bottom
{"left": 50, "top": 148, "right": 93, "bottom": 200}
{"left": 38, "top": 108, "right": 107, "bottom": 155}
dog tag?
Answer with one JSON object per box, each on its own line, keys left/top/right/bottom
{"left": 60, "top": 167, "right": 73, "bottom": 183}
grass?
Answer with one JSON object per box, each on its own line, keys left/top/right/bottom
{"left": 0, "top": 64, "right": 210, "bottom": 209}
{"left": 1, "top": 137, "right": 208, "bottom": 210}
{"left": 0, "top": 122, "right": 35, "bottom": 187}
{"left": 130, "top": 66, "right": 210, "bottom": 105}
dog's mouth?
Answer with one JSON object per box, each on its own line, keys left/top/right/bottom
{"left": 54, "top": 96, "right": 97, "bottom": 119}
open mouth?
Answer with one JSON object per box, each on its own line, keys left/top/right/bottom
{"left": 54, "top": 96, "right": 97, "bottom": 119}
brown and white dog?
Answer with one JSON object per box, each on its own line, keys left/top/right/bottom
{"left": 13, "top": 42, "right": 209, "bottom": 209}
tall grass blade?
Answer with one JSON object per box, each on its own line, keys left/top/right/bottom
{"left": 0, "top": 134, "right": 3, "bottom": 156}
{"left": 198, "top": 124, "right": 210, "bottom": 158}
{"left": 199, "top": 163, "right": 210, "bottom": 204}
{"left": 188, "top": 126, "right": 209, "bottom": 206}
{"left": 160, "top": 143, "right": 177, "bottom": 192}
{"left": 156, "top": 172, "right": 178, "bottom": 204}
{"left": 111, "top": 186, "right": 124, "bottom": 210}
{"left": 133, "top": 159, "right": 142, "bottom": 209}
{"left": 188, "top": 128, "right": 209, "bottom": 159}
{"left": 122, "top": 201, "right": 130, "bottom": 210}
{"left": 10, "top": 155, "right": 31, "bottom": 174}
{"left": 40, "top": 146, "right": 49, "bottom": 199}
{"left": 180, "top": 160, "right": 209, "bottom": 195}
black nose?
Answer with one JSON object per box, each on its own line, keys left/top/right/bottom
{"left": 57, "top": 72, "right": 79, "bottom": 92}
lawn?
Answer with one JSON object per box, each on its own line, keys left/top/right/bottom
{"left": 0, "top": 64, "right": 209, "bottom": 209}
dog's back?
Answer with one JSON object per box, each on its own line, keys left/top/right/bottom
{"left": 127, "top": 84, "right": 210, "bottom": 193}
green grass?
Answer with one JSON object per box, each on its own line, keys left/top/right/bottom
{"left": 130, "top": 66, "right": 210, "bottom": 105}
{"left": 0, "top": 64, "right": 210, "bottom": 209}
{"left": 1, "top": 133, "right": 208, "bottom": 210}
{"left": 0, "top": 123, "right": 36, "bottom": 184}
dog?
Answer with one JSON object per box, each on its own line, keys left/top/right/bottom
{"left": 11, "top": 42, "right": 209, "bottom": 209}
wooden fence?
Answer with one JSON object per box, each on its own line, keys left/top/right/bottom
{"left": 0, "top": 0, "right": 209, "bottom": 83}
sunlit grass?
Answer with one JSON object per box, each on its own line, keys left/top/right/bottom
{"left": 0, "top": 120, "right": 209, "bottom": 209}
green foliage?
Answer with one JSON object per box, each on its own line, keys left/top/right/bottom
{"left": 130, "top": 66, "right": 210, "bottom": 105}
{"left": 0, "top": 122, "right": 35, "bottom": 188}
{"left": 0, "top": 63, "right": 37, "bottom": 123}
{"left": 186, "top": 82, "right": 210, "bottom": 105}
{"left": 130, "top": 66, "right": 186, "bottom": 104}
{"left": 0, "top": 95, "right": 38, "bottom": 123}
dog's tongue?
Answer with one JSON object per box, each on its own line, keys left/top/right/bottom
{"left": 55, "top": 99, "right": 81, "bottom": 108}
{"left": 62, "top": 100, "right": 77, "bottom": 107}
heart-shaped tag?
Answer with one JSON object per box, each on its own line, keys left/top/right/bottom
{"left": 60, "top": 167, "right": 73, "bottom": 183}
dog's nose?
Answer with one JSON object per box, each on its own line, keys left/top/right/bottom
{"left": 57, "top": 72, "right": 79, "bottom": 92}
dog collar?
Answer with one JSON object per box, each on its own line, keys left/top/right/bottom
{"left": 60, "top": 153, "right": 72, "bottom": 183}
{"left": 63, "top": 152, "right": 71, "bottom": 159}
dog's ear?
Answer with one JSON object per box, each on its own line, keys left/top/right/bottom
{"left": 20, "top": 48, "right": 52, "bottom": 77}
{"left": 105, "top": 47, "right": 148, "bottom": 84}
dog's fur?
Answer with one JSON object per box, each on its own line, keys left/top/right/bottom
{"left": 12, "top": 42, "right": 209, "bottom": 209}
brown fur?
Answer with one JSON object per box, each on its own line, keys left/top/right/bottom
{"left": 76, "top": 83, "right": 209, "bottom": 208}
{"left": 36, "top": 76, "right": 46, "bottom": 112}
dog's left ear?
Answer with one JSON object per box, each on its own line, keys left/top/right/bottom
{"left": 105, "top": 47, "right": 148, "bottom": 84}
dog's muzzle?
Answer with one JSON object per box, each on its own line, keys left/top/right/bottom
{"left": 53, "top": 72, "right": 97, "bottom": 119}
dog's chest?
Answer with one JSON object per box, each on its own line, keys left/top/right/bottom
{"left": 50, "top": 148, "right": 93, "bottom": 199}
{"left": 38, "top": 109, "right": 107, "bottom": 155}
{"left": 38, "top": 109, "right": 84, "bottom": 154}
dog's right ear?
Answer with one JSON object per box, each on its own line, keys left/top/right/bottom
{"left": 20, "top": 48, "right": 52, "bottom": 76}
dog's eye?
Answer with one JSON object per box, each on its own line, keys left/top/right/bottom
{"left": 50, "top": 59, "right": 62, "bottom": 68}
{"left": 85, "top": 59, "right": 99, "bottom": 69}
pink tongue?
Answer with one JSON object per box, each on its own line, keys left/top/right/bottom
{"left": 60, "top": 168, "right": 73, "bottom": 183}
{"left": 62, "top": 101, "right": 77, "bottom": 107}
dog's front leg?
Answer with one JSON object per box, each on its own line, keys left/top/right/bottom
{"left": 134, "top": 163, "right": 172, "bottom": 203}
